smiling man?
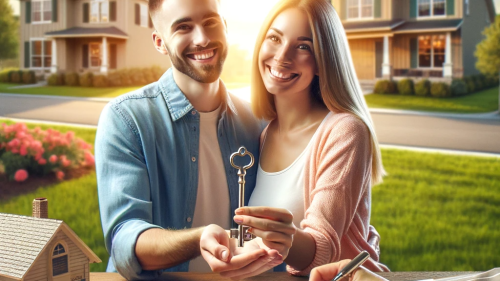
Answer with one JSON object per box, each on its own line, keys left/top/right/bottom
{"left": 94, "top": 0, "right": 273, "bottom": 279}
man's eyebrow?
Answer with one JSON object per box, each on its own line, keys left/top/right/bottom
{"left": 171, "top": 17, "right": 192, "bottom": 28}
{"left": 203, "top": 12, "right": 221, "bottom": 19}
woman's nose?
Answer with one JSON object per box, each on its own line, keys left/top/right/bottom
{"left": 273, "top": 45, "right": 292, "bottom": 65}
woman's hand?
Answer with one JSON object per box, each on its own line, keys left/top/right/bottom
{"left": 234, "top": 206, "right": 296, "bottom": 260}
{"left": 310, "top": 259, "right": 388, "bottom": 281}
{"left": 200, "top": 224, "right": 283, "bottom": 280}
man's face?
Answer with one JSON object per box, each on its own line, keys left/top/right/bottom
{"left": 156, "top": 0, "right": 228, "bottom": 83}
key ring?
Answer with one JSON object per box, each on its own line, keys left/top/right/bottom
{"left": 230, "top": 146, "right": 254, "bottom": 171}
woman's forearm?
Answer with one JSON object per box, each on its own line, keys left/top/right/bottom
{"left": 284, "top": 228, "right": 316, "bottom": 270}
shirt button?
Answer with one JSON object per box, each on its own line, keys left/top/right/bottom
{"left": 191, "top": 110, "right": 196, "bottom": 115}
{"left": 186, "top": 217, "right": 192, "bottom": 222}
{"left": 191, "top": 157, "right": 196, "bottom": 162}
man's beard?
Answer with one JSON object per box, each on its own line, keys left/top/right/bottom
{"left": 166, "top": 42, "right": 228, "bottom": 83}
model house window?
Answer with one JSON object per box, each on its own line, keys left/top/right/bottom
{"left": 32, "top": 0, "right": 52, "bottom": 23}
{"left": 89, "top": 43, "right": 102, "bottom": 67}
{"left": 31, "top": 40, "right": 52, "bottom": 68}
{"left": 418, "top": 0, "right": 445, "bottom": 17}
{"left": 418, "top": 35, "right": 445, "bottom": 68}
{"left": 90, "top": 0, "right": 109, "bottom": 23}
{"left": 52, "top": 243, "right": 68, "bottom": 276}
{"left": 347, "top": 0, "right": 373, "bottom": 19}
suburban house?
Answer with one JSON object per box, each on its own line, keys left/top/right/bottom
{"left": 331, "top": 0, "right": 497, "bottom": 82}
{"left": 0, "top": 198, "right": 101, "bottom": 281}
{"left": 18, "top": 0, "right": 171, "bottom": 75}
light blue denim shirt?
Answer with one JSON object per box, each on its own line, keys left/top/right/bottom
{"left": 95, "top": 68, "right": 264, "bottom": 280}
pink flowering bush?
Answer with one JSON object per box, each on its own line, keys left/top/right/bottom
{"left": 0, "top": 123, "right": 95, "bottom": 182}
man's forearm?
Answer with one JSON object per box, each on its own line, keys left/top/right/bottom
{"left": 135, "top": 227, "right": 205, "bottom": 270}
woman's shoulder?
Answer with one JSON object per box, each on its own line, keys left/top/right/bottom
{"left": 320, "top": 111, "right": 370, "bottom": 137}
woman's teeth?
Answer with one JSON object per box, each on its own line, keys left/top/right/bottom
{"left": 270, "top": 67, "right": 295, "bottom": 80}
{"left": 193, "top": 50, "right": 215, "bottom": 60}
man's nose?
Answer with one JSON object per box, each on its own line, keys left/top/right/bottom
{"left": 274, "top": 44, "right": 292, "bottom": 65}
{"left": 192, "top": 26, "right": 210, "bottom": 47}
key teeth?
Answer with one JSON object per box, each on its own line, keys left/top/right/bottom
{"left": 230, "top": 227, "right": 255, "bottom": 242}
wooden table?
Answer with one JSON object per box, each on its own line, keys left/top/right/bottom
{"left": 90, "top": 271, "right": 476, "bottom": 281}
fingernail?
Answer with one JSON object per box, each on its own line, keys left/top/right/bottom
{"left": 247, "top": 227, "right": 253, "bottom": 233}
{"left": 233, "top": 216, "right": 243, "bottom": 223}
{"left": 221, "top": 250, "right": 228, "bottom": 262}
{"left": 235, "top": 208, "right": 244, "bottom": 214}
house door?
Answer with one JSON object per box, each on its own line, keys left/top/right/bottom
{"left": 375, "top": 41, "right": 383, "bottom": 78}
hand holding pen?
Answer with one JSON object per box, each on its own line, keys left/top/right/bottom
{"left": 309, "top": 251, "right": 388, "bottom": 281}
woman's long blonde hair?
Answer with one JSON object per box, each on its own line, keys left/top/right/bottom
{"left": 251, "top": 0, "right": 385, "bottom": 184}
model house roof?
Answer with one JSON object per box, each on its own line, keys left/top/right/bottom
{"left": 393, "top": 19, "right": 464, "bottom": 34}
{"left": 45, "top": 26, "right": 128, "bottom": 39}
{"left": 0, "top": 213, "right": 101, "bottom": 280}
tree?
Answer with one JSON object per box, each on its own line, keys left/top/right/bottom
{"left": 0, "top": 0, "right": 19, "bottom": 68}
{"left": 475, "top": 15, "right": 500, "bottom": 112}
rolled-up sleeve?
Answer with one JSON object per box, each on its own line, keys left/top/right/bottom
{"left": 96, "top": 103, "right": 162, "bottom": 280}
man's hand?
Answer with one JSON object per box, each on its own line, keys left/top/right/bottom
{"left": 200, "top": 224, "right": 283, "bottom": 280}
{"left": 234, "top": 207, "right": 296, "bottom": 260}
{"left": 310, "top": 259, "right": 388, "bottom": 281}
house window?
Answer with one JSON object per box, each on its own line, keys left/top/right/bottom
{"left": 140, "top": 3, "right": 148, "bottom": 27}
{"left": 418, "top": 0, "right": 445, "bottom": 17}
{"left": 418, "top": 35, "right": 445, "bottom": 68}
{"left": 32, "top": 0, "right": 52, "bottom": 23}
{"left": 89, "top": 43, "right": 102, "bottom": 67}
{"left": 465, "top": 0, "right": 469, "bottom": 15}
{"left": 347, "top": 0, "right": 373, "bottom": 19}
{"left": 31, "top": 39, "right": 52, "bottom": 69}
{"left": 52, "top": 243, "right": 68, "bottom": 276}
{"left": 90, "top": 0, "right": 109, "bottom": 23}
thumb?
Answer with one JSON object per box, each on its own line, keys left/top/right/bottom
{"left": 201, "top": 228, "right": 232, "bottom": 262}
{"left": 310, "top": 259, "right": 352, "bottom": 281}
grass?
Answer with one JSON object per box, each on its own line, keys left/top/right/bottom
{"left": 1, "top": 119, "right": 499, "bottom": 272}
{"left": 365, "top": 86, "right": 499, "bottom": 113}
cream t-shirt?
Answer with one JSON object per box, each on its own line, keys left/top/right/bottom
{"left": 188, "top": 106, "right": 230, "bottom": 272}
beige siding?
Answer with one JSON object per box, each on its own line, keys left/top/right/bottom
{"left": 452, "top": 30, "right": 462, "bottom": 78}
{"left": 23, "top": 248, "right": 48, "bottom": 281}
{"left": 72, "top": 0, "right": 127, "bottom": 32}
{"left": 334, "top": 0, "right": 393, "bottom": 21}
{"left": 392, "top": 34, "right": 412, "bottom": 69}
{"left": 347, "top": 39, "right": 376, "bottom": 80}
{"left": 395, "top": 0, "right": 463, "bottom": 21}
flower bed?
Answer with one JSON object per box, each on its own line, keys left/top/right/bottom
{"left": 0, "top": 123, "right": 95, "bottom": 182}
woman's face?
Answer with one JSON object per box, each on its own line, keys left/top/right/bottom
{"left": 258, "top": 8, "right": 318, "bottom": 97}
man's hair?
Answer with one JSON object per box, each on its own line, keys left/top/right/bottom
{"left": 149, "top": 0, "right": 221, "bottom": 16}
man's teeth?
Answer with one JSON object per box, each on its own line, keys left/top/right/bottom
{"left": 193, "top": 50, "right": 215, "bottom": 60}
{"left": 270, "top": 67, "right": 293, "bottom": 79}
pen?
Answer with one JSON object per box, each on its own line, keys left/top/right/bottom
{"left": 331, "top": 250, "right": 370, "bottom": 281}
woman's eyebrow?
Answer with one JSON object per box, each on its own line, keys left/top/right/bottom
{"left": 269, "top": 27, "right": 283, "bottom": 36}
{"left": 297, "top": 36, "right": 313, "bottom": 42}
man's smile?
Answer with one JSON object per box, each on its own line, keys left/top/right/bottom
{"left": 186, "top": 48, "right": 217, "bottom": 61}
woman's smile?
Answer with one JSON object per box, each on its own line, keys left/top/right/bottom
{"left": 267, "top": 65, "right": 299, "bottom": 82}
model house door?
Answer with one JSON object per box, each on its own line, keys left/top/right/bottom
{"left": 375, "top": 41, "right": 383, "bottom": 78}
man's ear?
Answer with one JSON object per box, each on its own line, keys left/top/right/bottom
{"left": 224, "top": 18, "right": 228, "bottom": 33}
{"left": 152, "top": 30, "right": 169, "bottom": 55}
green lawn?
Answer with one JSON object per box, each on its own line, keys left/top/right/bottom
{"left": 365, "top": 86, "right": 499, "bottom": 113}
{"left": 1, "top": 119, "right": 499, "bottom": 272}
{"left": 0, "top": 83, "right": 142, "bottom": 98}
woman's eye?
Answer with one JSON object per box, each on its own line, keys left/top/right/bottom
{"left": 299, "top": 44, "right": 311, "bottom": 51}
{"left": 268, "top": 35, "right": 280, "bottom": 43}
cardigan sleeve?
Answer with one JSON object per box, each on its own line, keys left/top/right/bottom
{"left": 287, "top": 114, "right": 373, "bottom": 276}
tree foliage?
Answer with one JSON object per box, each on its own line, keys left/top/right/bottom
{"left": 0, "top": 0, "right": 19, "bottom": 61}
{"left": 475, "top": 15, "right": 500, "bottom": 76}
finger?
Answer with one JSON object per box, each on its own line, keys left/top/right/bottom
{"left": 310, "top": 259, "right": 352, "bottom": 281}
{"left": 200, "top": 230, "right": 232, "bottom": 262}
{"left": 248, "top": 228, "right": 293, "bottom": 247}
{"left": 234, "top": 215, "right": 296, "bottom": 235}
{"left": 220, "top": 252, "right": 283, "bottom": 279}
{"left": 235, "top": 206, "right": 294, "bottom": 223}
{"left": 207, "top": 249, "right": 268, "bottom": 273}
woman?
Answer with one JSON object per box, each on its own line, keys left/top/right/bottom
{"left": 200, "top": 0, "right": 388, "bottom": 278}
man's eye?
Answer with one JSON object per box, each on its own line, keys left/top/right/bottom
{"left": 177, "top": 25, "right": 191, "bottom": 31}
{"left": 204, "top": 19, "right": 218, "bottom": 26}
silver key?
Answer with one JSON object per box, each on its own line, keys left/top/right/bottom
{"left": 229, "top": 146, "right": 256, "bottom": 247}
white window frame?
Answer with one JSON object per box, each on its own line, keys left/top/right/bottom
{"left": 346, "top": 0, "right": 374, "bottom": 21}
{"left": 90, "top": 0, "right": 109, "bottom": 23}
{"left": 465, "top": 0, "right": 469, "bottom": 15}
{"left": 32, "top": 0, "right": 52, "bottom": 24}
{"left": 417, "top": 35, "right": 445, "bottom": 69}
{"left": 139, "top": 3, "right": 148, "bottom": 27}
{"left": 417, "top": 0, "right": 446, "bottom": 19}
{"left": 89, "top": 43, "right": 102, "bottom": 68}
{"left": 30, "top": 38, "right": 52, "bottom": 70}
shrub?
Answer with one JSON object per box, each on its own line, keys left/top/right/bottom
{"left": 0, "top": 123, "right": 95, "bottom": 181}
{"left": 430, "top": 82, "right": 451, "bottom": 98}
{"left": 450, "top": 79, "right": 468, "bottom": 96}
{"left": 65, "top": 72, "right": 79, "bottom": 86}
{"left": 415, "top": 79, "right": 431, "bottom": 96}
{"left": 472, "top": 74, "right": 485, "bottom": 91}
{"left": 10, "top": 70, "right": 22, "bottom": 83}
{"left": 93, "top": 74, "right": 108, "bottom": 87}
{"left": 79, "top": 72, "right": 94, "bottom": 87}
{"left": 143, "top": 67, "right": 156, "bottom": 84}
{"left": 130, "top": 68, "right": 147, "bottom": 86}
{"left": 374, "top": 80, "right": 397, "bottom": 94}
{"left": 463, "top": 77, "right": 475, "bottom": 93}
{"left": 107, "top": 71, "right": 122, "bottom": 87}
{"left": 397, "top": 79, "right": 414, "bottom": 95}
{"left": 22, "top": 70, "right": 36, "bottom": 84}
{"left": 47, "top": 74, "right": 59, "bottom": 86}
{"left": 151, "top": 65, "right": 164, "bottom": 81}
{"left": 0, "top": 71, "right": 8, "bottom": 83}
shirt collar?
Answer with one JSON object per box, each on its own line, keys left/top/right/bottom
{"left": 159, "top": 68, "right": 237, "bottom": 122}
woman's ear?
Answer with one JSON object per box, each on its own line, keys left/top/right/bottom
{"left": 152, "top": 30, "right": 169, "bottom": 55}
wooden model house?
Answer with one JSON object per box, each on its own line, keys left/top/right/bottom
{"left": 0, "top": 198, "right": 101, "bottom": 281}
{"left": 18, "top": 0, "right": 171, "bottom": 75}
{"left": 331, "top": 0, "right": 497, "bottom": 82}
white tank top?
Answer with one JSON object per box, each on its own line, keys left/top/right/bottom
{"left": 248, "top": 112, "right": 331, "bottom": 228}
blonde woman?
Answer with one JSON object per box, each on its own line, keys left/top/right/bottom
{"left": 200, "top": 0, "right": 389, "bottom": 278}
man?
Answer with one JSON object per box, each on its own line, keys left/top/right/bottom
{"left": 95, "top": 0, "right": 279, "bottom": 279}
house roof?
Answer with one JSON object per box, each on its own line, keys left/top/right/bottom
{"left": 45, "top": 26, "right": 128, "bottom": 39}
{"left": 393, "top": 19, "right": 463, "bottom": 34}
{"left": 0, "top": 213, "right": 101, "bottom": 280}
{"left": 343, "top": 19, "right": 405, "bottom": 33}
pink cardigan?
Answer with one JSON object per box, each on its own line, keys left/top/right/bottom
{"left": 263, "top": 112, "right": 390, "bottom": 275}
